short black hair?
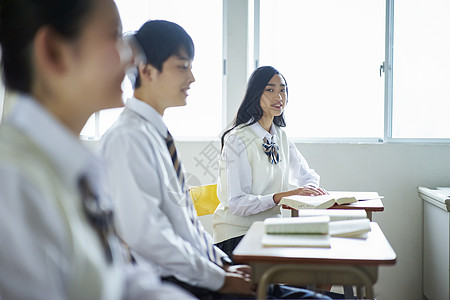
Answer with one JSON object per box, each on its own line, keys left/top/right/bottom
{"left": 0, "top": 0, "right": 94, "bottom": 93}
{"left": 221, "top": 66, "right": 288, "bottom": 149}
{"left": 133, "top": 20, "right": 194, "bottom": 88}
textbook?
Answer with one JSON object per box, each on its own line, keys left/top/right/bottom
{"left": 329, "top": 218, "right": 371, "bottom": 239}
{"left": 279, "top": 191, "right": 382, "bottom": 210}
{"left": 264, "top": 216, "right": 330, "bottom": 234}
{"left": 262, "top": 232, "right": 331, "bottom": 248}
{"left": 297, "top": 209, "right": 367, "bottom": 221}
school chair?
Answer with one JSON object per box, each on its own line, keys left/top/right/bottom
{"left": 189, "top": 184, "right": 220, "bottom": 216}
{"left": 189, "top": 184, "right": 220, "bottom": 235}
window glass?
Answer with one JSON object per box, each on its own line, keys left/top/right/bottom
{"left": 82, "top": 0, "right": 223, "bottom": 138}
{"left": 259, "top": 0, "right": 385, "bottom": 139}
{"left": 393, "top": 0, "right": 450, "bottom": 138}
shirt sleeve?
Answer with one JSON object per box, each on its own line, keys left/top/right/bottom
{"left": 0, "top": 168, "right": 69, "bottom": 299}
{"left": 223, "top": 134, "right": 277, "bottom": 217}
{"left": 123, "top": 261, "right": 196, "bottom": 300}
{"left": 288, "top": 140, "right": 320, "bottom": 187}
{"left": 101, "top": 129, "right": 226, "bottom": 291}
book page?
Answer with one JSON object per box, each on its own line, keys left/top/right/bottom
{"left": 280, "top": 191, "right": 382, "bottom": 210}
{"left": 329, "top": 191, "right": 383, "bottom": 201}
{"left": 329, "top": 219, "right": 371, "bottom": 238}
{"left": 262, "top": 233, "right": 331, "bottom": 248}
{"left": 297, "top": 209, "right": 367, "bottom": 221}
{"left": 264, "top": 216, "right": 329, "bottom": 234}
{"left": 280, "top": 195, "right": 336, "bottom": 209}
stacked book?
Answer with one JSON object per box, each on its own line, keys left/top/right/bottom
{"left": 262, "top": 209, "right": 371, "bottom": 248}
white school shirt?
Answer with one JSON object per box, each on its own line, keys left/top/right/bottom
{"left": 0, "top": 94, "right": 192, "bottom": 300}
{"left": 224, "top": 122, "right": 319, "bottom": 216}
{"left": 100, "top": 97, "right": 226, "bottom": 291}
{"left": 213, "top": 122, "right": 319, "bottom": 243}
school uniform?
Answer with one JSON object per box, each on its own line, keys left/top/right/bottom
{"left": 213, "top": 122, "right": 320, "bottom": 246}
{"left": 100, "top": 97, "right": 228, "bottom": 292}
{"left": 0, "top": 94, "right": 192, "bottom": 300}
{"left": 101, "top": 99, "right": 333, "bottom": 300}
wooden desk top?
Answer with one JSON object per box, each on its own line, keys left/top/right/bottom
{"left": 329, "top": 198, "right": 384, "bottom": 212}
{"left": 233, "top": 222, "right": 396, "bottom": 266}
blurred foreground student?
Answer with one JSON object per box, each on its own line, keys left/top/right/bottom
{"left": 0, "top": 0, "right": 193, "bottom": 299}
{"left": 101, "top": 20, "right": 329, "bottom": 300}
{"left": 214, "top": 66, "right": 327, "bottom": 256}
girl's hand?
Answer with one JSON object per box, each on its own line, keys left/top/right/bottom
{"left": 273, "top": 186, "right": 328, "bottom": 204}
{"left": 293, "top": 186, "right": 326, "bottom": 196}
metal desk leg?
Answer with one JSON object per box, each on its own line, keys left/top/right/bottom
{"left": 343, "top": 285, "right": 355, "bottom": 299}
{"left": 256, "top": 264, "right": 375, "bottom": 300}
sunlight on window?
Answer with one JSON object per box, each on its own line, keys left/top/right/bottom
{"left": 393, "top": 0, "right": 450, "bottom": 138}
{"left": 259, "top": 0, "right": 385, "bottom": 139}
{"left": 80, "top": 114, "right": 96, "bottom": 139}
{"left": 95, "top": 0, "right": 223, "bottom": 139}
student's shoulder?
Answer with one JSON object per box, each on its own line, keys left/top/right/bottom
{"left": 0, "top": 125, "right": 41, "bottom": 162}
{"left": 273, "top": 124, "right": 286, "bottom": 135}
{"left": 273, "top": 125, "right": 289, "bottom": 143}
{"left": 101, "top": 115, "right": 154, "bottom": 149}
{"left": 225, "top": 125, "right": 248, "bottom": 144}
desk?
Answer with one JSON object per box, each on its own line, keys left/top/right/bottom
{"left": 233, "top": 221, "right": 396, "bottom": 299}
{"left": 291, "top": 198, "right": 384, "bottom": 221}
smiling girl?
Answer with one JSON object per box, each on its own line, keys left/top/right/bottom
{"left": 213, "top": 66, "right": 327, "bottom": 256}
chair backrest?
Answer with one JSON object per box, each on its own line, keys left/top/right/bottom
{"left": 189, "top": 184, "right": 220, "bottom": 216}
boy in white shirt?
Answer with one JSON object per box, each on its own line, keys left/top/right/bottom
{"left": 100, "top": 20, "right": 329, "bottom": 299}
{"left": 100, "top": 20, "right": 254, "bottom": 298}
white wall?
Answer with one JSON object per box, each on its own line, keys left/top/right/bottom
{"left": 176, "top": 140, "right": 450, "bottom": 300}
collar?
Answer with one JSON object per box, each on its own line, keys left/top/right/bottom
{"left": 249, "top": 122, "right": 278, "bottom": 142}
{"left": 126, "top": 97, "right": 169, "bottom": 139}
{"left": 7, "top": 93, "right": 98, "bottom": 188}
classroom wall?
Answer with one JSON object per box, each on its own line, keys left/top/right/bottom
{"left": 175, "top": 140, "right": 450, "bottom": 300}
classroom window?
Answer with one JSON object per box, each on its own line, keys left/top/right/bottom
{"left": 392, "top": 0, "right": 450, "bottom": 139}
{"left": 81, "top": 0, "right": 223, "bottom": 139}
{"left": 258, "top": 0, "right": 385, "bottom": 140}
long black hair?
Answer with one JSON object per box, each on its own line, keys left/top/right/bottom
{"left": 221, "top": 66, "right": 288, "bottom": 149}
{"left": 0, "top": 0, "right": 94, "bottom": 93}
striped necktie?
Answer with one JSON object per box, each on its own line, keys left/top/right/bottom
{"left": 79, "top": 176, "right": 135, "bottom": 264}
{"left": 165, "top": 131, "right": 221, "bottom": 265}
{"left": 79, "top": 175, "right": 115, "bottom": 264}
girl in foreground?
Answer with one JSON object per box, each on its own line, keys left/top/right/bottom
{"left": 0, "top": 0, "right": 192, "bottom": 298}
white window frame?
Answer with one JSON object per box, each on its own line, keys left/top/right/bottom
{"left": 253, "top": 0, "right": 450, "bottom": 144}
{"left": 79, "top": 0, "right": 450, "bottom": 144}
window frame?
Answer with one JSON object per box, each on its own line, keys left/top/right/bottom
{"left": 80, "top": 0, "right": 450, "bottom": 144}
{"left": 253, "top": 0, "right": 450, "bottom": 144}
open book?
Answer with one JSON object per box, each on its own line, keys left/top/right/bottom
{"left": 329, "top": 218, "right": 371, "bottom": 239}
{"left": 262, "top": 214, "right": 371, "bottom": 247}
{"left": 280, "top": 191, "right": 382, "bottom": 210}
{"left": 263, "top": 216, "right": 331, "bottom": 247}
{"left": 264, "top": 216, "right": 330, "bottom": 234}
{"left": 262, "top": 233, "right": 331, "bottom": 248}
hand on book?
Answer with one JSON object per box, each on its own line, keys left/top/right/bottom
{"left": 273, "top": 185, "right": 327, "bottom": 204}
{"left": 296, "top": 186, "right": 328, "bottom": 196}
